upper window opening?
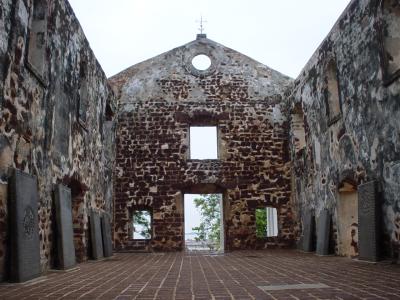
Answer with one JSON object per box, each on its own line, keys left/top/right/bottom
{"left": 132, "top": 210, "right": 151, "bottom": 240}
{"left": 189, "top": 126, "right": 218, "bottom": 159}
{"left": 192, "top": 54, "right": 211, "bottom": 71}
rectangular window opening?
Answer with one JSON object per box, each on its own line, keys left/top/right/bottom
{"left": 132, "top": 210, "right": 152, "bottom": 240}
{"left": 256, "top": 207, "right": 279, "bottom": 238}
{"left": 189, "top": 126, "right": 218, "bottom": 159}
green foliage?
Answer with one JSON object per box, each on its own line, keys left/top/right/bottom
{"left": 133, "top": 210, "right": 151, "bottom": 239}
{"left": 256, "top": 208, "right": 267, "bottom": 238}
{"left": 191, "top": 194, "right": 221, "bottom": 250}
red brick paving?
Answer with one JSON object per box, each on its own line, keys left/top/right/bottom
{"left": 0, "top": 250, "right": 400, "bottom": 299}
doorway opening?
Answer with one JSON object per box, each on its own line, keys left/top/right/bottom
{"left": 337, "top": 183, "right": 359, "bottom": 257}
{"left": 184, "top": 193, "right": 224, "bottom": 252}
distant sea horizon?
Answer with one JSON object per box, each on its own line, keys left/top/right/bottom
{"left": 185, "top": 232, "right": 198, "bottom": 240}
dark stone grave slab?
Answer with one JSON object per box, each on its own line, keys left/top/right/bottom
{"left": 302, "top": 210, "right": 315, "bottom": 252}
{"left": 316, "top": 209, "right": 331, "bottom": 256}
{"left": 358, "top": 181, "right": 381, "bottom": 261}
{"left": 8, "top": 169, "right": 41, "bottom": 282}
{"left": 54, "top": 184, "right": 76, "bottom": 269}
{"left": 101, "top": 214, "right": 113, "bottom": 257}
{"left": 89, "top": 210, "right": 104, "bottom": 259}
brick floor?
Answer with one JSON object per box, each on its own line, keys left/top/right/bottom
{"left": 0, "top": 250, "right": 400, "bottom": 299}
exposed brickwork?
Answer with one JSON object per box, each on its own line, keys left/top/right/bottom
{"left": 110, "top": 36, "right": 294, "bottom": 252}
{"left": 1, "top": 250, "right": 400, "bottom": 299}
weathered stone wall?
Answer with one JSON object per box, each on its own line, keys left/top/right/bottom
{"left": 110, "top": 36, "right": 295, "bottom": 251}
{"left": 0, "top": 0, "right": 115, "bottom": 280}
{"left": 290, "top": 0, "right": 400, "bottom": 259}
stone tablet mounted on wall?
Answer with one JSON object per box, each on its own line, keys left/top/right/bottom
{"left": 358, "top": 181, "right": 381, "bottom": 261}
{"left": 89, "top": 210, "right": 104, "bottom": 259}
{"left": 54, "top": 184, "right": 76, "bottom": 269}
{"left": 316, "top": 209, "right": 331, "bottom": 256}
{"left": 8, "top": 169, "right": 41, "bottom": 282}
{"left": 302, "top": 211, "right": 315, "bottom": 252}
{"left": 101, "top": 214, "right": 113, "bottom": 257}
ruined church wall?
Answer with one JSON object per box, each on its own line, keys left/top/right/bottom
{"left": 0, "top": 0, "right": 115, "bottom": 280}
{"left": 290, "top": 0, "right": 400, "bottom": 258}
{"left": 111, "top": 38, "right": 295, "bottom": 251}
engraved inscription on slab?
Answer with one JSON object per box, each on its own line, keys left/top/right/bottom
{"left": 23, "top": 206, "right": 35, "bottom": 239}
{"left": 9, "top": 169, "right": 41, "bottom": 282}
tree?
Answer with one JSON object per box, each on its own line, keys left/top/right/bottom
{"left": 256, "top": 208, "right": 267, "bottom": 238}
{"left": 133, "top": 210, "right": 151, "bottom": 239}
{"left": 192, "top": 194, "right": 221, "bottom": 250}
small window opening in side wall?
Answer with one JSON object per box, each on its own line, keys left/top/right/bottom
{"left": 291, "top": 104, "right": 306, "bottom": 154}
{"left": 326, "top": 60, "right": 341, "bottom": 124}
{"left": 189, "top": 126, "right": 218, "bottom": 159}
{"left": 256, "top": 207, "right": 278, "bottom": 238}
{"left": 27, "top": 0, "right": 47, "bottom": 78}
{"left": 78, "top": 59, "right": 89, "bottom": 126}
{"left": 132, "top": 210, "right": 152, "bottom": 240}
{"left": 382, "top": 0, "right": 400, "bottom": 83}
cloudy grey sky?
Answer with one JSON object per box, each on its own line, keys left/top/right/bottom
{"left": 68, "top": 0, "right": 351, "bottom": 79}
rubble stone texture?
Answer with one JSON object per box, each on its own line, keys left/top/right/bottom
{"left": 0, "top": 0, "right": 115, "bottom": 281}
{"left": 110, "top": 36, "right": 295, "bottom": 251}
{"left": 0, "top": 0, "right": 400, "bottom": 283}
{"left": 290, "top": 0, "right": 400, "bottom": 258}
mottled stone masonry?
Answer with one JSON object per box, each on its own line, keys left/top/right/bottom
{"left": 110, "top": 37, "right": 295, "bottom": 251}
{"left": 0, "top": 0, "right": 399, "bottom": 286}
{"left": 0, "top": 0, "right": 115, "bottom": 281}
{"left": 290, "top": 0, "right": 400, "bottom": 259}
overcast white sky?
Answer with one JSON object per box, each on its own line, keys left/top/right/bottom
{"left": 68, "top": 0, "right": 351, "bottom": 79}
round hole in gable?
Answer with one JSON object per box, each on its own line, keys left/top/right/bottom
{"left": 191, "top": 54, "right": 212, "bottom": 71}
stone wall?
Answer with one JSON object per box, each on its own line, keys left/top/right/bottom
{"left": 110, "top": 36, "right": 295, "bottom": 251}
{"left": 290, "top": 0, "right": 400, "bottom": 259}
{"left": 0, "top": 0, "right": 115, "bottom": 280}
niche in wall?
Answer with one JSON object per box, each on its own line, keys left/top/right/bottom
{"left": 27, "top": 0, "right": 47, "bottom": 79}
{"left": 325, "top": 59, "right": 341, "bottom": 124}
{"left": 382, "top": 0, "right": 400, "bottom": 84}
{"left": 291, "top": 104, "right": 306, "bottom": 155}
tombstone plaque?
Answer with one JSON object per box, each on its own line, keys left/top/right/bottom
{"left": 54, "top": 184, "right": 76, "bottom": 269}
{"left": 358, "top": 181, "right": 381, "bottom": 261}
{"left": 101, "top": 214, "right": 113, "bottom": 257}
{"left": 316, "top": 209, "right": 331, "bottom": 256}
{"left": 90, "top": 210, "right": 104, "bottom": 259}
{"left": 8, "top": 169, "right": 41, "bottom": 282}
{"left": 302, "top": 211, "right": 315, "bottom": 252}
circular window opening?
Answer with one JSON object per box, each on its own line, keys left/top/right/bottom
{"left": 192, "top": 54, "right": 211, "bottom": 71}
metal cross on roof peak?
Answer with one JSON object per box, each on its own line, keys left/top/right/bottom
{"left": 196, "top": 16, "right": 207, "bottom": 34}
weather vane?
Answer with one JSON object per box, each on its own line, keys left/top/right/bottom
{"left": 196, "top": 16, "right": 207, "bottom": 34}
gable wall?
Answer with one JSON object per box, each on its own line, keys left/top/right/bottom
{"left": 110, "top": 38, "right": 296, "bottom": 251}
